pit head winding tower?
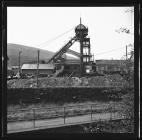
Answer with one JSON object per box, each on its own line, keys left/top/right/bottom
{"left": 75, "top": 18, "right": 94, "bottom": 76}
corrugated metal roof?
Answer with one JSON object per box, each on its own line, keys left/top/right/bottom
{"left": 21, "top": 64, "right": 55, "bottom": 70}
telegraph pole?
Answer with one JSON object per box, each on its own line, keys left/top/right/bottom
{"left": 79, "top": 17, "right": 83, "bottom": 77}
{"left": 126, "top": 45, "right": 128, "bottom": 60}
{"left": 18, "top": 51, "right": 22, "bottom": 77}
{"left": 36, "top": 50, "right": 40, "bottom": 88}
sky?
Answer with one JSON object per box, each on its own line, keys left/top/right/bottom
{"left": 7, "top": 7, "right": 134, "bottom": 60}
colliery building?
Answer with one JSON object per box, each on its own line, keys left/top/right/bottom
{"left": 55, "top": 59, "right": 81, "bottom": 76}
{"left": 20, "top": 59, "right": 126, "bottom": 77}
{"left": 18, "top": 19, "right": 132, "bottom": 78}
{"left": 21, "top": 64, "right": 55, "bottom": 75}
{"left": 45, "top": 18, "right": 96, "bottom": 77}
{"left": 96, "top": 60, "right": 126, "bottom": 74}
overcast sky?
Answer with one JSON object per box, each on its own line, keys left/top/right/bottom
{"left": 7, "top": 7, "right": 134, "bottom": 60}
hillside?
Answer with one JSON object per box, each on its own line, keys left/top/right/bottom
{"left": 7, "top": 43, "right": 75, "bottom": 66}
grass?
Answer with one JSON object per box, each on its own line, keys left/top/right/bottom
{"left": 81, "top": 119, "right": 134, "bottom": 133}
{"left": 7, "top": 100, "right": 119, "bottom": 122}
{"left": 7, "top": 90, "right": 134, "bottom": 133}
{"left": 7, "top": 89, "right": 134, "bottom": 124}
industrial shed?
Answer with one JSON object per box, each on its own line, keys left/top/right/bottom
{"left": 55, "top": 59, "right": 80, "bottom": 76}
{"left": 95, "top": 60, "right": 126, "bottom": 74}
{"left": 21, "top": 64, "right": 55, "bottom": 75}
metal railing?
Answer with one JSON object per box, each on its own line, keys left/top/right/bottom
{"left": 7, "top": 103, "right": 127, "bottom": 132}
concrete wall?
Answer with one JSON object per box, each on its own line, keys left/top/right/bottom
{"left": 7, "top": 87, "right": 128, "bottom": 105}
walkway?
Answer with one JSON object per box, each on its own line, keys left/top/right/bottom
{"left": 7, "top": 112, "right": 124, "bottom": 133}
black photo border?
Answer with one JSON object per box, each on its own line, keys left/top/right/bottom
{"left": 1, "top": 0, "right": 141, "bottom": 139}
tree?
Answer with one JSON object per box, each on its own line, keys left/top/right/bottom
{"left": 115, "top": 8, "right": 134, "bottom": 85}
{"left": 115, "top": 9, "right": 134, "bottom": 132}
{"left": 119, "top": 44, "right": 134, "bottom": 86}
{"left": 115, "top": 7, "right": 134, "bottom": 35}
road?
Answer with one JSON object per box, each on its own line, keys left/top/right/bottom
{"left": 7, "top": 112, "right": 124, "bottom": 133}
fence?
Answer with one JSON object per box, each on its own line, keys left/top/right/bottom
{"left": 7, "top": 103, "right": 128, "bottom": 133}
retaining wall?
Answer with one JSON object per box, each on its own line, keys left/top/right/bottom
{"left": 7, "top": 87, "right": 131, "bottom": 104}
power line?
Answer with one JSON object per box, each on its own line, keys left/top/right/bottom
{"left": 94, "top": 47, "right": 125, "bottom": 56}
{"left": 36, "top": 26, "right": 75, "bottom": 48}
